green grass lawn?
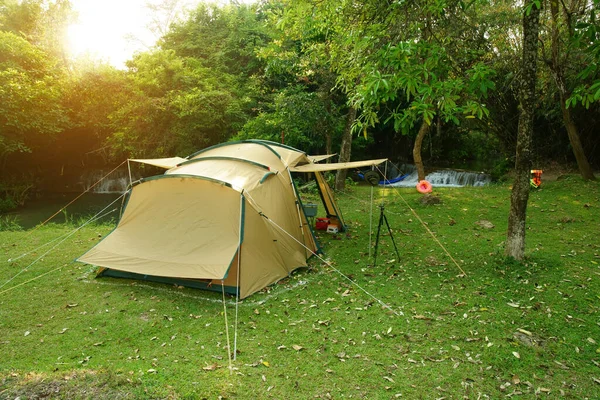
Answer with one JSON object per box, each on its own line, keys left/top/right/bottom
{"left": 1, "top": 176, "right": 599, "bottom": 399}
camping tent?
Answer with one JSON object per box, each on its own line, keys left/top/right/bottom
{"left": 78, "top": 140, "right": 385, "bottom": 298}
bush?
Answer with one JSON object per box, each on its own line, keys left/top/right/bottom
{"left": 0, "top": 176, "right": 36, "bottom": 212}
{"left": 0, "top": 215, "right": 22, "bottom": 231}
{"left": 0, "top": 197, "right": 17, "bottom": 213}
{"left": 489, "top": 157, "right": 512, "bottom": 182}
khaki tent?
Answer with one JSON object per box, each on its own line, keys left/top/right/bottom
{"left": 78, "top": 140, "right": 385, "bottom": 298}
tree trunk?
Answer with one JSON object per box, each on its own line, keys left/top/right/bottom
{"left": 325, "top": 132, "right": 332, "bottom": 160}
{"left": 413, "top": 120, "right": 431, "bottom": 181}
{"left": 549, "top": 0, "right": 596, "bottom": 180}
{"left": 505, "top": 3, "right": 541, "bottom": 260}
{"left": 334, "top": 107, "right": 356, "bottom": 190}
{"left": 324, "top": 89, "right": 333, "bottom": 160}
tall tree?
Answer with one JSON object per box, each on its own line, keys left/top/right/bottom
{"left": 231, "top": 0, "right": 351, "bottom": 169}
{"left": 280, "top": 0, "right": 496, "bottom": 184}
{"left": 546, "top": 0, "right": 596, "bottom": 180}
{"left": 334, "top": 107, "right": 356, "bottom": 190}
{"left": 505, "top": 1, "right": 541, "bottom": 260}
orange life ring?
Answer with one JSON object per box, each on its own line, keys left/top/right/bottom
{"left": 416, "top": 180, "right": 432, "bottom": 194}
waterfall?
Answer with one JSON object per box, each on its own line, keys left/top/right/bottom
{"left": 387, "top": 167, "right": 491, "bottom": 188}
{"left": 80, "top": 169, "right": 135, "bottom": 193}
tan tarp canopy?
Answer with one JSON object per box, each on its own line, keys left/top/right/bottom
{"left": 290, "top": 159, "right": 387, "bottom": 173}
{"left": 308, "top": 154, "right": 336, "bottom": 163}
{"left": 129, "top": 157, "right": 187, "bottom": 169}
{"left": 79, "top": 140, "right": 386, "bottom": 298}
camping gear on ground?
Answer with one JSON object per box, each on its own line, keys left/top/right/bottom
{"left": 372, "top": 203, "right": 400, "bottom": 267}
{"left": 315, "top": 217, "right": 330, "bottom": 231}
{"left": 77, "top": 140, "right": 386, "bottom": 299}
{"left": 357, "top": 171, "right": 409, "bottom": 186}
{"left": 303, "top": 203, "right": 318, "bottom": 226}
{"left": 530, "top": 169, "right": 543, "bottom": 188}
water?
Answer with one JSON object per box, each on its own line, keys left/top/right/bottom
{"left": 4, "top": 193, "right": 123, "bottom": 229}
{"left": 5, "top": 169, "right": 143, "bottom": 229}
{"left": 81, "top": 169, "right": 134, "bottom": 193}
{"left": 387, "top": 167, "right": 491, "bottom": 188}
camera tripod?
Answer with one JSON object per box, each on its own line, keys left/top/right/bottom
{"left": 372, "top": 203, "right": 400, "bottom": 267}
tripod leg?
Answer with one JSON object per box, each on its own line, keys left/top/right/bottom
{"left": 383, "top": 214, "right": 401, "bottom": 260}
{"left": 373, "top": 211, "right": 385, "bottom": 267}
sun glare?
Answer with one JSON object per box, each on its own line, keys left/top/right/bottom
{"left": 66, "top": 0, "right": 157, "bottom": 68}
{"left": 66, "top": 0, "right": 253, "bottom": 68}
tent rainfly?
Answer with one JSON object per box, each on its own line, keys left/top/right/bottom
{"left": 78, "top": 140, "right": 386, "bottom": 299}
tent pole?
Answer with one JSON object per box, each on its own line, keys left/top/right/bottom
{"left": 288, "top": 169, "right": 309, "bottom": 258}
{"left": 221, "top": 282, "right": 233, "bottom": 374}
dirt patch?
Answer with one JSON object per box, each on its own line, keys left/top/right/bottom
{"left": 533, "top": 162, "right": 579, "bottom": 182}
{"left": 0, "top": 370, "right": 136, "bottom": 400}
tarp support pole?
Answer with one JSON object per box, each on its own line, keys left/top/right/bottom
{"left": 368, "top": 165, "right": 374, "bottom": 258}
{"left": 234, "top": 193, "right": 243, "bottom": 361}
{"left": 384, "top": 162, "right": 388, "bottom": 186}
{"left": 127, "top": 159, "right": 133, "bottom": 187}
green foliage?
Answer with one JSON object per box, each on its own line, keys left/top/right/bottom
{"left": 0, "top": 0, "right": 75, "bottom": 62}
{"left": 0, "top": 214, "right": 22, "bottom": 231}
{"left": 274, "top": 0, "right": 502, "bottom": 175}
{"left": 103, "top": 4, "right": 271, "bottom": 159}
{"left": 107, "top": 50, "right": 247, "bottom": 158}
{"left": 236, "top": 86, "right": 341, "bottom": 153}
{"left": 489, "top": 157, "right": 513, "bottom": 182}
{"left": 161, "top": 3, "right": 270, "bottom": 77}
{"left": 558, "top": 2, "right": 600, "bottom": 110}
{"left": 0, "top": 31, "right": 68, "bottom": 159}
{"left": 346, "top": 4, "right": 496, "bottom": 135}
{"left": 0, "top": 177, "right": 35, "bottom": 213}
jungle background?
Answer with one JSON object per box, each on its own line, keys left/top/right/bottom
{"left": 1, "top": 0, "right": 599, "bottom": 213}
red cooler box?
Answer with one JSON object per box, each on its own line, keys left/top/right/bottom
{"left": 315, "top": 217, "right": 330, "bottom": 230}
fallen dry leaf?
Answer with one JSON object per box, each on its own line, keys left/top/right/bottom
{"left": 202, "top": 363, "right": 219, "bottom": 371}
